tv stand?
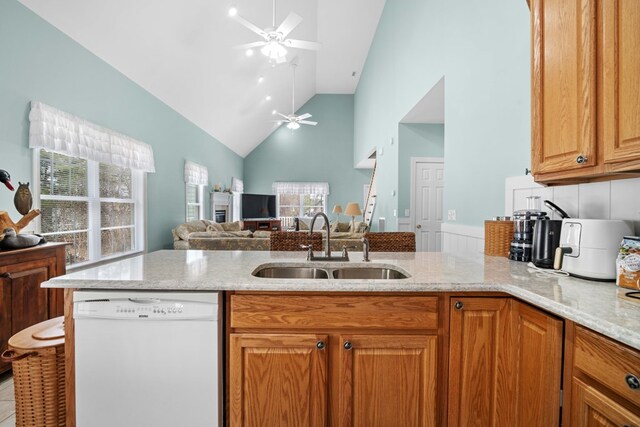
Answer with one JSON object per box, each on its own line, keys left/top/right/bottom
{"left": 242, "top": 219, "right": 281, "bottom": 232}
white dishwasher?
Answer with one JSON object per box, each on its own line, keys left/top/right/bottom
{"left": 73, "top": 291, "right": 221, "bottom": 427}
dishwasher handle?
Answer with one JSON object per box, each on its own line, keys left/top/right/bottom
{"left": 128, "top": 298, "right": 162, "bottom": 304}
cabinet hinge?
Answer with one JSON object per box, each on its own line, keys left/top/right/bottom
{"left": 559, "top": 389, "right": 563, "bottom": 408}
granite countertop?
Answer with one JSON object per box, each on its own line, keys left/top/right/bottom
{"left": 43, "top": 250, "right": 640, "bottom": 350}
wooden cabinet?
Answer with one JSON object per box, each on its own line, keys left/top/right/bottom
{"left": 241, "top": 219, "right": 281, "bottom": 232}
{"left": 0, "top": 243, "right": 67, "bottom": 374}
{"left": 565, "top": 325, "right": 640, "bottom": 426}
{"left": 530, "top": 0, "right": 640, "bottom": 183}
{"left": 338, "top": 334, "right": 438, "bottom": 427}
{"left": 229, "top": 333, "right": 328, "bottom": 427}
{"left": 227, "top": 293, "right": 441, "bottom": 427}
{"left": 448, "top": 297, "right": 563, "bottom": 426}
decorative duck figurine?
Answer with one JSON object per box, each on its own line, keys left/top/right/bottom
{"left": 0, "top": 228, "right": 44, "bottom": 250}
{"left": 0, "top": 170, "right": 14, "bottom": 191}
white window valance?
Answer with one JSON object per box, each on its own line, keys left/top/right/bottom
{"left": 231, "top": 177, "right": 244, "bottom": 193}
{"left": 29, "top": 101, "right": 156, "bottom": 172}
{"left": 184, "top": 160, "right": 209, "bottom": 185}
{"left": 272, "top": 181, "right": 330, "bottom": 195}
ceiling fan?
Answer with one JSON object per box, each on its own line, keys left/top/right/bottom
{"left": 274, "top": 62, "right": 317, "bottom": 130}
{"left": 229, "top": 0, "right": 321, "bottom": 65}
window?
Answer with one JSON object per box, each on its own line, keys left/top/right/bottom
{"left": 185, "top": 183, "right": 204, "bottom": 222}
{"left": 273, "top": 182, "right": 329, "bottom": 226}
{"left": 184, "top": 161, "right": 208, "bottom": 222}
{"left": 277, "top": 193, "right": 326, "bottom": 218}
{"left": 36, "top": 149, "right": 145, "bottom": 266}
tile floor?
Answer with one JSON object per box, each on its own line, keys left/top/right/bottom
{"left": 0, "top": 373, "right": 15, "bottom": 427}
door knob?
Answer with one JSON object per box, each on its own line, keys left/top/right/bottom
{"left": 416, "top": 224, "right": 422, "bottom": 229}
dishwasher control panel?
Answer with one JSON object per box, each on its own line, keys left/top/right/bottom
{"left": 74, "top": 298, "right": 217, "bottom": 320}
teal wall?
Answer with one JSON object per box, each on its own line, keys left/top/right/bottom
{"left": 398, "top": 124, "right": 445, "bottom": 217}
{"left": 354, "top": 0, "right": 530, "bottom": 229}
{"left": 0, "top": 0, "right": 243, "bottom": 251}
{"left": 244, "top": 94, "right": 370, "bottom": 216}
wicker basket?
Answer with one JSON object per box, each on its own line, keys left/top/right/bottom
{"left": 484, "top": 220, "right": 515, "bottom": 257}
{"left": 1, "top": 317, "right": 65, "bottom": 427}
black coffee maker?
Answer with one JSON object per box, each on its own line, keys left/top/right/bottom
{"left": 531, "top": 200, "right": 569, "bottom": 268}
{"left": 508, "top": 196, "right": 547, "bottom": 262}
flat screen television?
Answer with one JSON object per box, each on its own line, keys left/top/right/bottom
{"left": 241, "top": 193, "right": 276, "bottom": 219}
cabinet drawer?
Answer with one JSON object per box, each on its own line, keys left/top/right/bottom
{"left": 230, "top": 295, "right": 438, "bottom": 330}
{"left": 574, "top": 326, "right": 640, "bottom": 406}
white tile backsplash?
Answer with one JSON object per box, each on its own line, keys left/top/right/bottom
{"left": 578, "top": 181, "right": 611, "bottom": 219}
{"left": 505, "top": 176, "right": 640, "bottom": 234}
{"left": 610, "top": 177, "right": 640, "bottom": 232}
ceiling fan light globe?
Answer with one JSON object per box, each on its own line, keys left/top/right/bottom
{"left": 261, "top": 41, "right": 287, "bottom": 60}
{"left": 287, "top": 121, "right": 300, "bottom": 130}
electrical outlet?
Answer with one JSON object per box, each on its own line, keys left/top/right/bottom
{"left": 393, "top": 209, "right": 397, "bottom": 217}
{"left": 404, "top": 209, "right": 410, "bottom": 217}
{"left": 447, "top": 209, "right": 457, "bottom": 221}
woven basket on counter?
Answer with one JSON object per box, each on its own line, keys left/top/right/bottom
{"left": 484, "top": 220, "right": 514, "bottom": 257}
{"left": 1, "top": 316, "right": 65, "bottom": 427}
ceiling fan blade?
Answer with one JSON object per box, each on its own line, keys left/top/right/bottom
{"left": 297, "top": 113, "right": 312, "bottom": 120}
{"left": 231, "top": 14, "right": 267, "bottom": 38}
{"left": 299, "top": 120, "right": 318, "bottom": 126}
{"left": 235, "top": 41, "right": 268, "bottom": 50}
{"left": 276, "top": 12, "right": 303, "bottom": 38}
{"left": 275, "top": 112, "right": 290, "bottom": 120}
{"left": 284, "top": 39, "right": 322, "bottom": 51}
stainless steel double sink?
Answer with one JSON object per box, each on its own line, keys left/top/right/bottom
{"left": 252, "top": 264, "right": 410, "bottom": 280}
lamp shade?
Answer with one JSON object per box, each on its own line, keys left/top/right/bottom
{"left": 332, "top": 204, "right": 343, "bottom": 214}
{"left": 344, "top": 202, "right": 362, "bottom": 217}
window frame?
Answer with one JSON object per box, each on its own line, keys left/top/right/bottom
{"left": 185, "top": 183, "right": 205, "bottom": 222}
{"left": 32, "top": 149, "right": 146, "bottom": 269}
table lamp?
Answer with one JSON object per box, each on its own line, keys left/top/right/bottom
{"left": 332, "top": 204, "right": 343, "bottom": 221}
{"left": 344, "top": 202, "right": 362, "bottom": 231}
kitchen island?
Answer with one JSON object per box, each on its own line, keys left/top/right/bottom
{"left": 44, "top": 250, "right": 640, "bottom": 426}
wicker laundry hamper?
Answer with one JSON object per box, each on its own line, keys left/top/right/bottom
{"left": 1, "top": 316, "right": 65, "bottom": 427}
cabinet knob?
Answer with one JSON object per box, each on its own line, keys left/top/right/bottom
{"left": 316, "top": 341, "right": 326, "bottom": 350}
{"left": 625, "top": 374, "right": 640, "bottom": 390}
{"left": 454, "top": 301, "right": 464, "bottom": 310}
{"left": 0, "top": 272, "right": 10, "bottom": 279}
{"left": 343, "top": 341, "right": 353, "bottom": 350}
{"left": 576, "top": 155, "right": 588, "bottom": 164}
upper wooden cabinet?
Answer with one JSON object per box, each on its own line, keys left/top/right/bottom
{"left": 530, "top": 0, "right": 640, "bottom": 183}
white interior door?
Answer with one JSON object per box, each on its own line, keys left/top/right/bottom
{"left": 413, "top": 160, "right": 444, "bottom": 251}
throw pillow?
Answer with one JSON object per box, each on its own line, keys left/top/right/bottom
{"left": 205, "top": 222, "right": 224, "bottom": 232}
{"left": 220, "top": 221, "right": 242, "bottom": 232}
{"left": 334, "top": 222, "right": 350, "bottom": 232}
{"left": 298, "top": 219, "right": 310, "bottom": 230}
{"left": 351, "top": 221, "right": 368, "bottom": 233}
{"left": 253, "top": 230, "right": 271, "bottom": 239}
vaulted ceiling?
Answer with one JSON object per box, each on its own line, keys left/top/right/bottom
{"left": 19, "top": 0, "right": 386, "bottom": 157}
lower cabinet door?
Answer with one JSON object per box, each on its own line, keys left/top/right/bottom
{"left": 571, "top": 378, "right": 640, "bottom": 427}
{"left": 229, "top": 333, "right": 328, "bottom": 427}
{"left": 448, "top": 297, "right": 563, "bottom": 426}
{"left": 338, "top": 334, "right": 438, "bottom": 427}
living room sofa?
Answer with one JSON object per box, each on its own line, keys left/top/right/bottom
{"left": 171, "top": 220, "right": 365, "bottom": 251}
